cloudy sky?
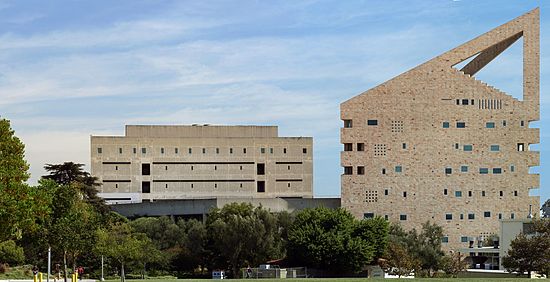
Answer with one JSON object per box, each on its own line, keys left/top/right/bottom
{"left": 0, "top": 0, "right": 548, "bottom": 203}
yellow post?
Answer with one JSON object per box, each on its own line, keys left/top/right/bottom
{"left": 33, "top": 274, "right": 37, "bottom": 282}
{"left": 71, "top": 274, "right": 75, "bottom": 282}
{"left": 75, "top": 272, "right": 78, "bottom": 281}
{"left": 39, "top": 272, "right": 43, "bottom": 282}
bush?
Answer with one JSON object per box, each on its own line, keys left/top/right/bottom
{"left": 0, "top": 241, "right": 25, "bottom": 266}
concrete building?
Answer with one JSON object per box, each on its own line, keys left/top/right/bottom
{"left": 91, "top": 125, "right": 313, "bottom": 204}
{"left": 340, "top": 9, "right": 540, "bottom": 250}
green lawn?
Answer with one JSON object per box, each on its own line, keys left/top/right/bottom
{"left": 104, "top": 279, "right": 531, "bottom": 282}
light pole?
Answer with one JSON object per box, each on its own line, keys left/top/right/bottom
{"left": 47, "top": 247, "right": 51, "bottom": 282}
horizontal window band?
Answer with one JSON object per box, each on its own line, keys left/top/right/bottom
{"left": 102, "top": 162, "right": 131, "bottom": 164}
{"left": 153, "top": 179, "right": 255, "bottom": 183}
{"left": 105, "top": 198, "right": 132, "bottom": 201}
{"left": 153, "top": 162, "right": 255, "bottom": 165}
{"left": 276, "top": 179, "right": 303, "bottom": 182}
{"left": 275, "top": 162, "right": 303, "bottom": 164}
{"left": 102, "top": 180, "right": 132, "bottom": 183}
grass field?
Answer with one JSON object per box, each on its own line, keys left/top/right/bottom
{"left": 104, "top": 279, "right": 531, "bottom": 282}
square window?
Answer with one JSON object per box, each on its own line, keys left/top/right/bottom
{"left": 357, "top": 143, "right": 365, "bottom": 151}
{"left": 446, "top": 214, "right": 452, "bottom": 220}
{"left": 463, "top": 145, "right": 473, "bottom": 151}
{"left": 461, "top": 166, "right": 468, "bottom": 172}
{"left": 343, "top": 119, "right": 352, "bottom": 128}
{"left": 493, "top": 168, "right": 502, "bottom": 174}
{"left": 395, "top": 166, "right": 402, "bottom": 173}
{"left": 484, "top": 211, "right": 491, "bottom": 218}
{"left": 442, "top": 236, "right": 449, "bottom": 243}
{"left": 461, "top": 236, "right": 469, "bottom": 243}
{"left": 455, "top": 191, "right": 462, "bottom": 197}
{"left": 357, "top": 166, "right": 365, "bottom": 175}
{"left": 479, "top": 168, "right": 489, "bottom": 174}
{"left": 367, "top": 119, "right": 378, "bottom": 126}
{"left": 344, "top": 143, "right": 353, "bottom": 151}
{"left": 384, "top": 215, "right": 389, "bottom": 220}
{"left": 303, "top": 148, "right": 307, "bottom": 154}
{"left": 442, "top": 122, "right": 450, "bottom": 128}
{"left": 400, "top": 214, "right": 407, "bottom": 221}
{"left": 468, "top": 213, "right": 475, "bottom": 220}
{"left": 490, "top": 145, "right": 500, "bottom": 152}
{"left": 445, "top": 167, "right": 452, "bottom": 174}
{"left": 344, "top": 166, "right": 353, "bottom": 175}
{"left": 97, "top": 148, "right": 102, "bottom": 154}
{"left": 142, "top": 181, "right": 150, "bottom": 193}
{"left": 456, "top": 122, "right": 466, "bottom": 128}
{"left": 486, "top": 122, "right": 495, "bottom": 128}
{"left": 142, "top": 164, "right": 150, "bottom": 176}
{"left": 364, "top": 213, "right": 374, "bottom": 219}
{"left": 257, "top": 181, "right": 265, "bottom": 193}
{"left": 141, "top": 148, "right": 146, "bottom": 154}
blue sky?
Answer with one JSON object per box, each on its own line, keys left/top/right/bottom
{"left": 0, "top": 0, "right": 548, "bottom": 204}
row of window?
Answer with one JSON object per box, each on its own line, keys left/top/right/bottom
{"left": 364, "top": 212, "right": 516, "bottom": 229}
{"left": 445, "top": 189, "right": 519, "bottom": 197}
{"left": 343, "top": 165, "right": 403, "bottom": 175}
{"left": 139, "top": 180, "right": 267, "bottom": 193}
{"left": 140, "top": 163, "right": 269, "bottom": 175}
{"left": 98, "top": 147, "right": 308, "bottom": 155}
{"left": 445, "top": 165, "right": 514, "bottom": 175}
{"left": 458, "top": 144, "right": 500, "bottom": 152}
{"left": 343, "top": 119, "right": 526, "bottom": 129}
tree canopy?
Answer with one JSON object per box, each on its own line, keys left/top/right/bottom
{"left": 502, "top": 219, "right": 550, "bottom": 276}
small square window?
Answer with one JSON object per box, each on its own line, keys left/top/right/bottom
{"left": 445, "top": 167, "right": 452, "bottom": 174}
{"left": 364, "top": 213, "right": 374, "bottom": 219}
{"left": 490, "top": 145, "right": 500, "bottom": 152}
{"left": 442, "top": 236, "right": 449, "bottom": 243}
{"left": 462, "top": 99, "right": 469, "bottom": 105}
{"left": 468, "top": 213, "right": 475, "bottom": 220}
{"left": 400, "top": 214, "right": 407, "bottom": 221}
{"left": 344, "top": 143, "right": 353, "bottom": 151}
{"left": 357, "top": 143, "right": 365, "bottom": 151}
{"left": 141, "top": 148, "right": 146, "bottom": 154}
{"left": 456, "top": 122, "right": 466, "bottom": 128}
{"left": 367, "top": 119, "right": 378, "bottom": 126}
{"left": 461, "top": 236, "right": 469, "bottom": 243}
{"left": 344, "top": 166, "right": 353, "bottom": 175}
{"left": 442, "top": 122, "right": 450, "bottom": 128}
{"left": 97, "top": 148, "right": 102, "bottom": 154}
{"left": 261, "top": 148, "right": 266, "bottom": 154}
{"left": 493, "top": 168, "right": 502, "bottom": 174}
{"left": 484, "top": 211, "right": 491, "bottom": 218}
{"left": 395, "top": 166, "right": 402, "bottom": 173}
{"left": 357, "top": 166, "right": 365, "bottom": 175}
{"left": 486, "top": 122, "right": 495, "bottom": 128}
{"left": 384, "top": 215, "right": 389, "bottom": 220}
{"left": 303, "top": 148, "right": 307, "bottom": 154}
{"left": 446, "top": 213, "right": 452, "bottom": 220}
{"left": 455, "top": 191, "right": 462, "bottom": 197}
{"left": 480, "top": 168, "right": 489, "bottom": 174}
{"left": 461, "top": 165, "right": 468, "bottom": 172}
{"left": 343, "top": 119, "right": 352, "bottom": 128}
{"left": 463, "top": 145, "right": 473, "bottom": 151}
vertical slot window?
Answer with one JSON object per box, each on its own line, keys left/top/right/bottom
{"left": 257, "top": 181, "right": 265, "bottom": 193}
{"left": 142, "top": 181, "right": 150, "bottom": 193}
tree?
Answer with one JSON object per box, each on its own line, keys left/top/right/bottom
{"left": 502, "top": 219, "right": 550, "bottom": 276}
{"left": 542, "top": 199, "right": 550, "bottom": 218}
{"left": 42, "top": 162, "right": 109, "bottom": 214}
{"left": 205, "top": 203, "right": 285, "bottom": 277}
{"left": 381, "top": 241, "right": 419, "bottom": 277}
{"left": 0, "top": 240, "right": 25, "bottom": 266}
{"left": 441, "top": 251, "right": 468, "bottom": 278}
{"left": 0, "top": 118, "right": 35, "bottom": 241}
{"left": 287, "top": 208, "right": 388, "bottom": 274}
{"left": 96, "top": 223, "right": 160, "bottom": 282}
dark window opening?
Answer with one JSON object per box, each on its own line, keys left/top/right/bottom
{"left": 175, "top": 148, "right": 179, "bottom": 154}
{"left": 288, "top": 183, "right": 291, "bottom": 188}
{"left": 444, "top": 189, "right": 448, "bottom": 195}
{"left": 403, "top": 191, "right": 407, "bottom": 197}
{"left": 97, "top": 148, "right": 102, "bottom": 154}
{"left": 400, "top": 214, "right": 407, "bottom": 221}
{"left": 261, "top": 148, "right": 265, "bottom": 154}
{"left": 357, "top": 166, "right": 365, "bottom": 175}
{"left": 456, "top": 122, "right": 466, "bottom": 128}
{"left": 384, "top": 189, "right": 389, "bottom": 196}
{"left": 367, "top": 119, "right": 378, "bottom": 126}
{"left": 468, "top": 191, "right": 472, "bottom": 197}
{"left": 115, "top": 166, "right": 118, "bottom": 171}
{"left": 517, "top": 143, "right": 525, "bottom": 151}
{"left": 482, "top": 191, "right": 486, "bottom": 197}
{"left": 216, "top": 148, "right": 220, "bottom": 154}
{"left": 243, "top": 148, "right": 247, "bottom": 154}
{"left": 445, "top": 168, "right": 452, "bottom": 174}
{"left": 344, "top": 143, "right": 353, "bottom": 151}
{"left": 214, "top": 165, "right": 217, "bottom": 170}
{"left": 344, "top": 166, "right": 353, "bottom": 175}
{"left": 446, "top": 214, "right": 452, "bottom": 220}
{"left": 142, "top": 181, "right": 150, "bottom": 193}
{"left": 257, "top": 163, "right": 265, "bottom": 175}
{"left": 161, "top": 148, "right": 165, "bottom": 154}
{"left": 500, "top": 191, "right": 503, "bottom": 197}
{"left": 462, "top": 99, "right": 469, "bottom": 105}
{"left": 270, "top": 148, "right": 273, "bottom": 154}
{"left": 257, "top": 181, "right": 265, "bottom": 193}
{"left": 189, "top": 148, "right": 192, "bottom": 154}
{"left": 303, "top": 148, "right": 307, "bottom": 154}
{"left": 521, "top": 120, "right": 525, "bottom": 127}
{"left": 288, "top": 166, "right": 290, "bottom": 170}
{"left": 165, "top": 166, "right": 168, "bottom": 170}
{"left": 402, "top": 143, "right": 407, "bottom": 149}
{"left": 364, "top": 213, "right": 374, "bottom": 219}
{"left": 484, "top": 211, "right": 491, "bottom": 218}
{"left": 468, "top": 213, "right": 475, "bottom": 220}
{"left": 230, "top": 148, "right": 233, "bottom": 154}
{"left": 202, "top": 148, "right": 206, "bottom": 154}
{"left": 382, "top": 168, "right": 386, "bottom": 175}
{"left": 343, "top": 119, "right": 352, "bottom": 128}
{"left": 142, "top": 164, "right": 150, "bottom": 176}
{"left": 443, "top": 122, "right": 450, "bottom": 128}
{"left": 283, "top": 148, "right": 287, "bottom": 154}
{"left": 141, "top": 148, "right": 146, "bottom": 154}
{"left": 514, "top": 191, "right": 518, "bottom": 196}
{"left": 133, "top": 148, "right": 137, "bottom": 154}
{"left": 357, "top": 143, "right": 364, "bottom": 151}
{"left": 119, "top": 148, "right": 122, "bottom": 154}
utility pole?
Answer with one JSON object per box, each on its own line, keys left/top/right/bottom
{"left": 47, "top": 247, "right": 51, "bottom": 282}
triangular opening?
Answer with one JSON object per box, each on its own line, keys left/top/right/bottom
{"left": 450, "top": 32, "right": 524, "bottom": 101}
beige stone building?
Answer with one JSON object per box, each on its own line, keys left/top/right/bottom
{"left": 340, "top": 9, "right": 540, "bottom": 250}
{"left": 91, "top": 125, "right": 313, "bottom": 204}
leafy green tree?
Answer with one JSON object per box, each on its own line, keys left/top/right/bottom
{"left": 542, "top": 199, "right": 550, "bottom": 218}
{"left": 287, "top": 208, "right": 388, "bottom": 274}
{"left": 205, "top": 203, "right": 284, "bottom": 277}
{"left": 503, "top": 219, "right": 550, "bottom": 276}
{"left": 381, "top": 241, "right": 419, "bottom": 277}
{"left": 0, "top": 118, "right": 34, "bottom": 241}
{"left": 130, "top": 217, "right": 184, "bottom": 250}
{"left": 96, "top": 223, "right": 161, "bottom": 282}
{"left": 173, "top": 219, "right": 207, "bottom": 273}
{"left": 441, "top": 251, "right": 468, "bottom": 278}
{"left": 0, "top": 240, "right": 25, "bottom": 266}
